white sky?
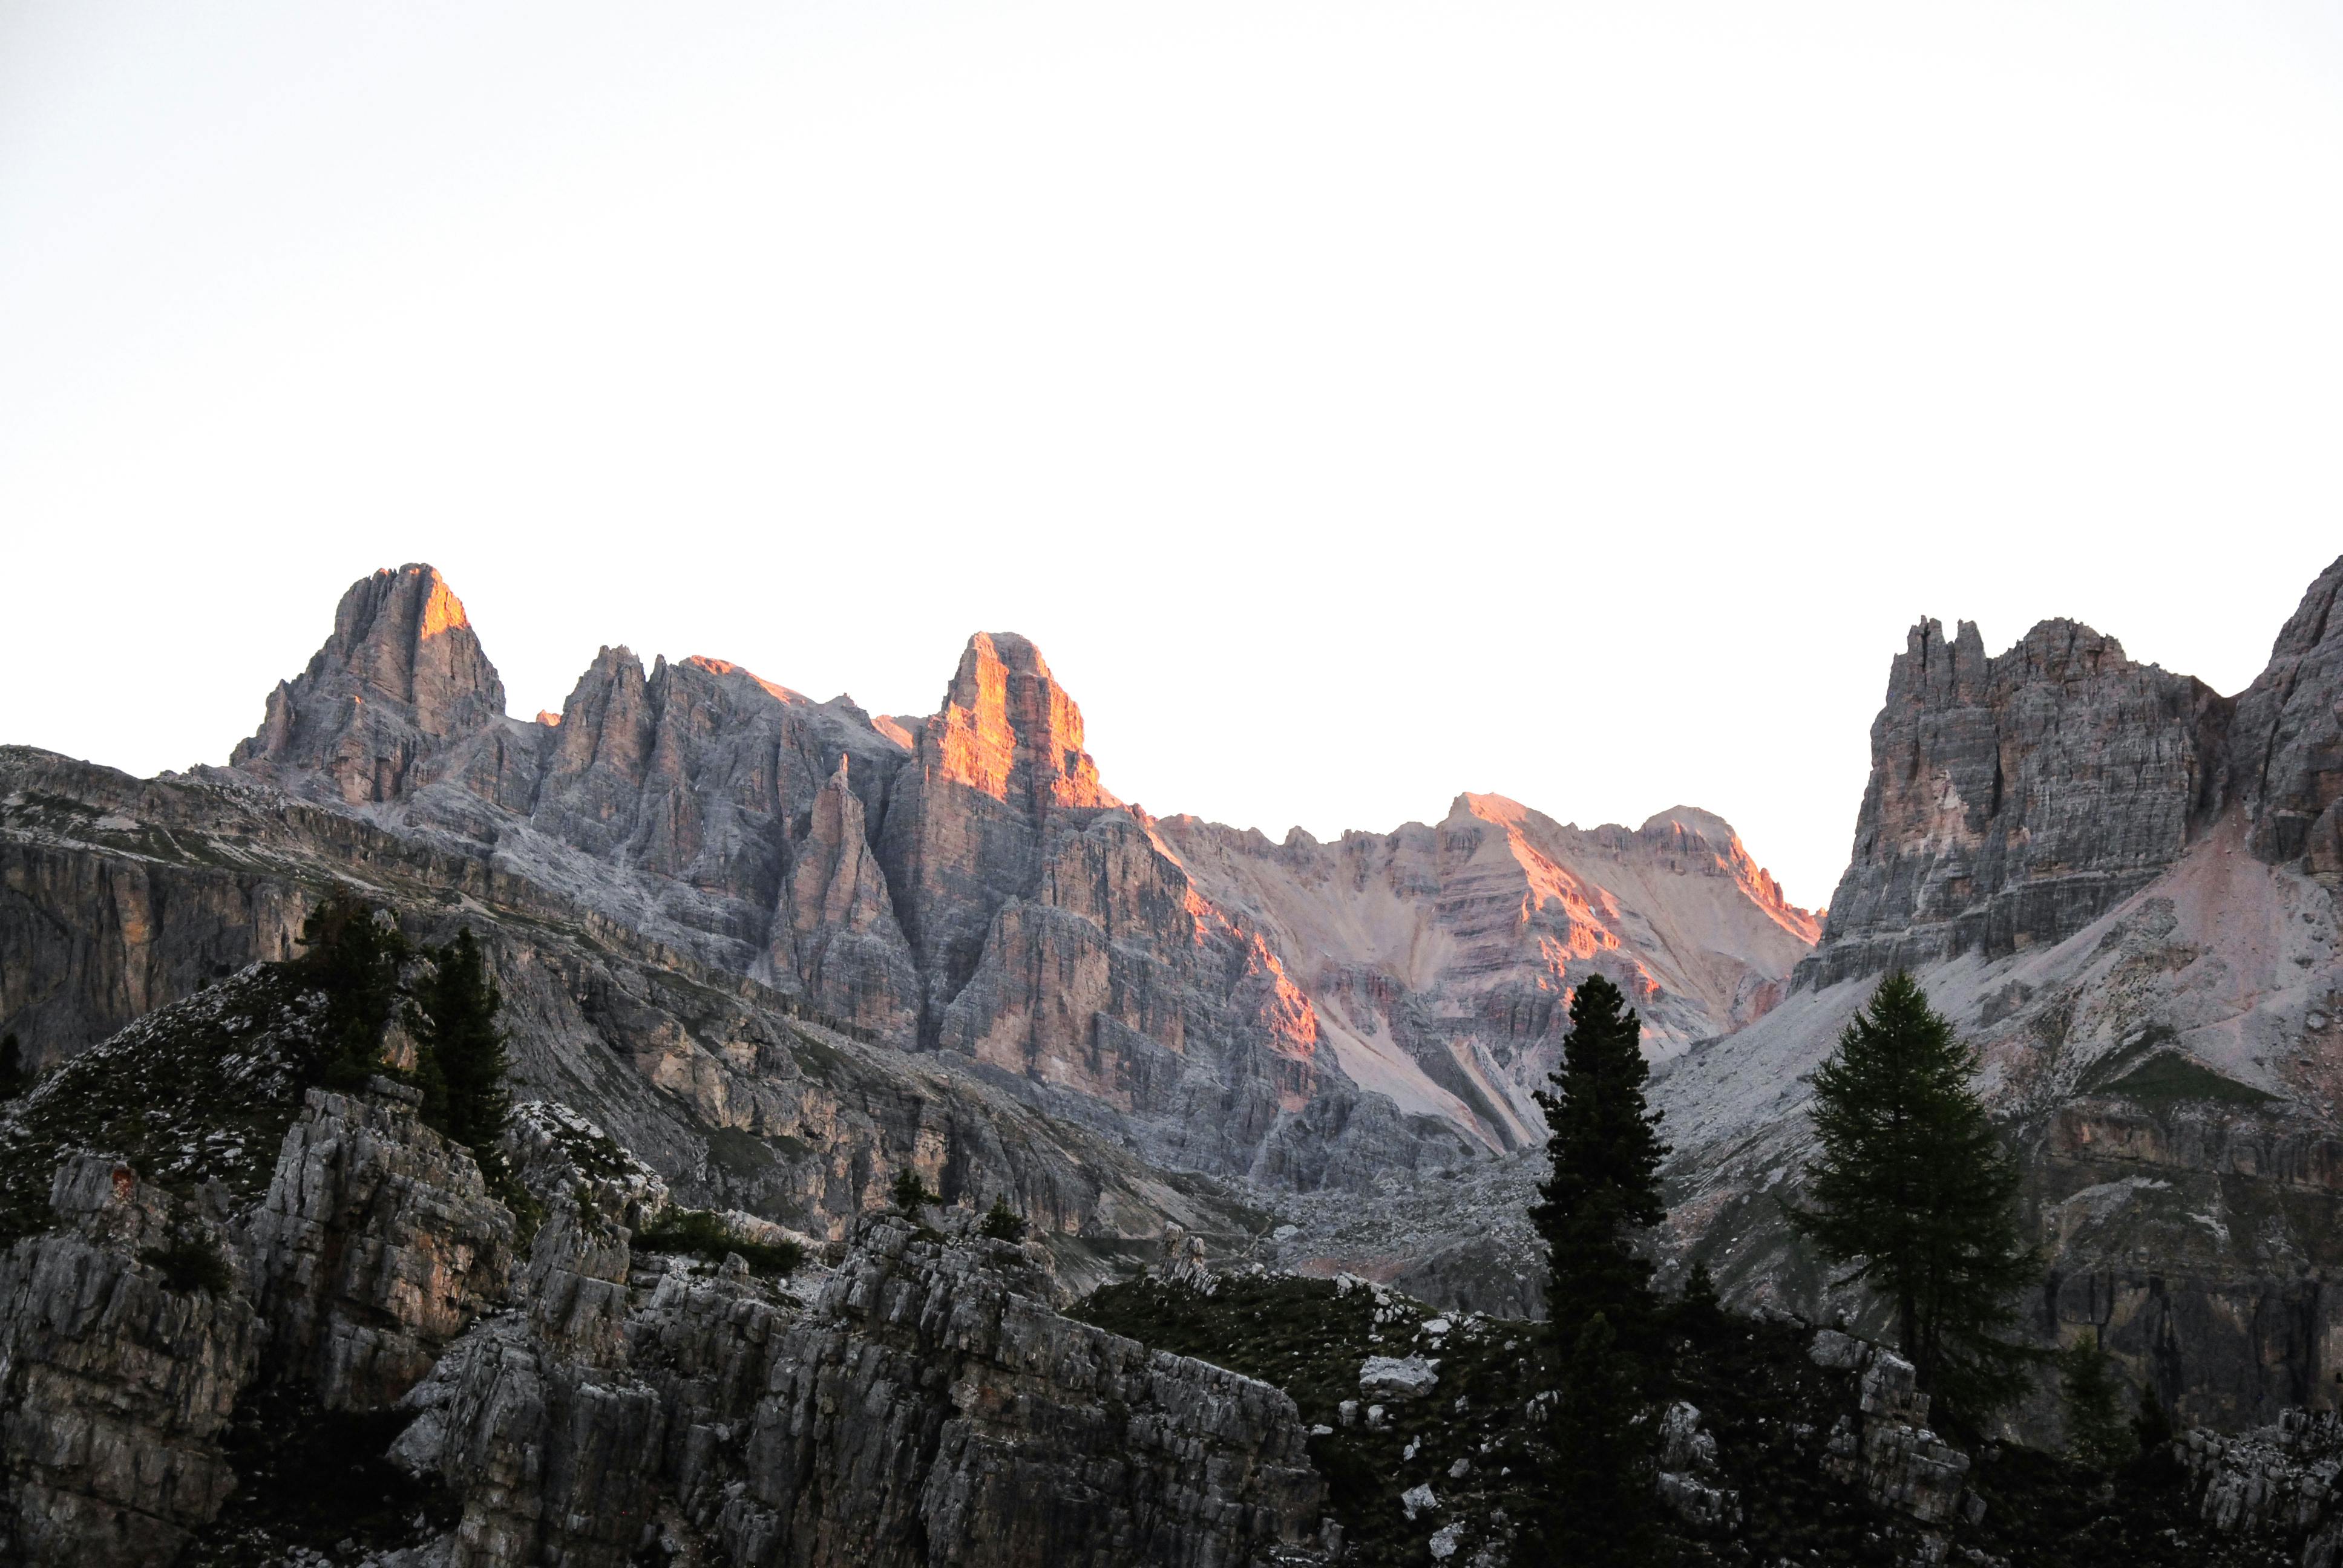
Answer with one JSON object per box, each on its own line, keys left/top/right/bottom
{"left": 4, "top": 1, "right": 2341, "bottom": 910}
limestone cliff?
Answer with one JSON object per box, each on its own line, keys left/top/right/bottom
{"left": 395, "top": 1214, "right": 1327, "bottom": 1567}
{"left": 1800, "top": 616, "right": 2230, "bottom": 988}
{"left": 232, "top": 565, "right": 517, "bottom": 809}
{"left": 1659, "top": 554, "right": 2343, "bottom": 1437}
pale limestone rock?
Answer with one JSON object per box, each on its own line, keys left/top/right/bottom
{"left": 398, "top": 1216, "right": 1328, "bottom": 1567}
{"left": 0, "top": 1159, "right": 261, "bottom": 1568}
{"left": 233, "top": 564, "right": 513, "bottom": 808}
{"left": 240, "top": 1086, "right": 515, "bottom": 1409}
{"left": 771, "top": 755, "right": 919, "bottom": 1037}
{"left": 1359, "top": 1354, "right": 1441, "bottom": 1400}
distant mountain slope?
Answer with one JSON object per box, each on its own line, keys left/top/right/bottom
{"left": 1157, "top": 794, "right": 1817, "bottom": 1150}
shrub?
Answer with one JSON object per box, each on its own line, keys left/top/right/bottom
{"left": 630, "top": 1207, "right": 803, "bottom": 1278}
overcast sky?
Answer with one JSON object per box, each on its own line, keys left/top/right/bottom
{"left": 4, "top": 1, "right": 2340, "bottom": 908}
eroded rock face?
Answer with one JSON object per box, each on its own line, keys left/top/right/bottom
{"left": 2231, "top": 555, "right": 2343, "bottom": 881}
{"left": 137, "top": 566, "right": 1817, "bottom": 1190}
{"left": 232, "top": 564, "right": 513, "bottom": 808}
{"left": 239, "top": 1084, "right": 515, "bottom": 1410}
{"left": 0, "top": 1158, "right": 261, "bottom": 1568}
{"left": 1802, "top": 616, "right": 2231, "bottom": 988}
{"left": 397, "top": 1215, "right": 1328, "bottom": 1567}
{"left": 1158, "top": 795, "right": 1820, "bottom": 1152}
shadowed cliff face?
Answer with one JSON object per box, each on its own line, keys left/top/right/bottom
{"left": 2231, "top": 560, "right": 2343, "bottom": 878}
{"left": 1658, "top": 554, "right": 2343, "bottom": 1438}
{"left": 0, "top": 991, "right": 1329, "bottom": 1568}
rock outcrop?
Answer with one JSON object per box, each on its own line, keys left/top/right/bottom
{"left": 0, "top": 1158, "right": 261, "bottom": 1568}
{"left": 232, "top": 565, "right": 516, "bottom": 808}
{"left": 1800, "top": 616, "right": 2230, "bottom": 989}
{"left": 2230, "top": 555, "right": 2343, "bottom": 881}
{"left": 239, "top": 1083, "right": 516, "bottom": 1410}
{"left": 393, "top": 1214, "right": 1328, "bottom": 1567}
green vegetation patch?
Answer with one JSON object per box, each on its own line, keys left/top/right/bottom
{"left": 632, "top": 1206, "right": 804, "bottom": 1278}
{"left": 0, "top": 965, "right": 321, "bottom": 1245}
{"left": 1078, "top": 1270, "right": 1543, "bottom": 1567}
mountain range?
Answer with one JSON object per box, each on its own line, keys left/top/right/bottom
{"left": 5, "top": 553, "right": 2343, "bottom": 1566}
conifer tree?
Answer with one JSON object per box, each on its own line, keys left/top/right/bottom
{"left": 1548, "top": 1312, "right": 1659, "bottom": 1568}
{"left": 2058, "top": 1329, "right": 2134, "bottom": 1469}
{"left": 1530, "top": 973, "right": 1668, "bottom": 1563}
{"left": 2131, "top": 1382, "right": 2175, "bottom": 1456}
{"left": 0, "top": 1032, "right": 28, "bottom": 1099}
{"left": 295, "top": 892, "right": 410, "bottom": 1086}
{"left": 410, "top": 927, "right": 511, "bottom": 1153}
{"left": 979, "top": 1195, "right": 1029, "bottom": 1242}
{"left": 891, "top": 1168, "right": 937, "bottom": 1212}
{"left": 1532, "top": 973, "right": 1670, "bottom": 1371}
{"left": 1791, "top": 972, "right": 2037, "bottom": 1419}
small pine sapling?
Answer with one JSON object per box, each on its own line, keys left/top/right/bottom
{"left": 2058, "top": 1330, "right": 2135, "bottom": 1469}
{"left": 891, "top": 1168, "right": 939, "bottom": 1213}
{"left": 978, "top": 1195, "right": 1029, "bottom": 1242}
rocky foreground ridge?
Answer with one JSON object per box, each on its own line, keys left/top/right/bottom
{"left": 0, "top": 968, "right": 1329, "bottom": 1568}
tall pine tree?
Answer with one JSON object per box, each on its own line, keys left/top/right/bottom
{"left": 1532, "top": 973, "right": 1670, "bottom": 1370}
{"left": 1530, "top": 973, "right": 1669, "bottom": 1564}
{"left": 1791, "top": 972, "right": 2037, "bottom": 1420}
{"left": 295, "top": 892, "right": 410, "bottom": 1087}
{"left": 409, "top": 927, "right": 511, "bottom": 1153}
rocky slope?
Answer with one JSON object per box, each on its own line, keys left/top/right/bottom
{"left": 1659, "top": 554, "right": 2343, "bottom": 1437}
{"left": 1158, "top": 796, "right": 1817, "bottom": 1152}
{"left": 0, "top": 967, "right": 1333, "bottom": 1568}
{"left": 0, "top": 750, "right": 1269, "bottom": 1288}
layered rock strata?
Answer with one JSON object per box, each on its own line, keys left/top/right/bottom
{"left": 0, "top": 766, "right": 1270, "bottom": 1289}
{"left": 1159, "top": 796, "right": 1818, "bottom": 1151}
{"left": 1800, "top": 616, "right": 2230, "bottom": 988}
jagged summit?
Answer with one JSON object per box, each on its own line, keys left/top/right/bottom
{"left": 232, "top": 563, "right": 506, "bottom": 805}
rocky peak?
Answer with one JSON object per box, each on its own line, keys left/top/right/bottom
{"left": 1803, "top": 612, "right": 2231, "bottom": 988}
{"left": 230, "top": 564, "right": 508, "bottom": 805}
{"left": 926, "top": 632, "right": 1116, "bottom": 813}
{"left": 2230, "top": 553, "right": 2343, "bottom": 880}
